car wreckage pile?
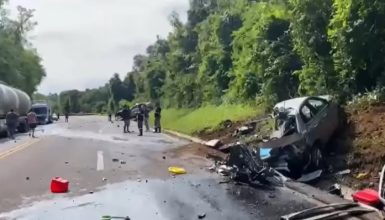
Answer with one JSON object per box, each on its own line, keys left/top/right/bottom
{"left": 208, "top": 96, "right": 342, "bottom": 185}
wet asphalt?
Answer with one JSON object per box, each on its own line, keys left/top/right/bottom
{"left": 0, "top": 116, "right": 317, "bottom": 220}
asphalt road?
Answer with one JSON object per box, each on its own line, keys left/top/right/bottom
{"left": 0, "top": 116, "right": 317, "bottom": 220}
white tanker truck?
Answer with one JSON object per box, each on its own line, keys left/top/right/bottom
{"left": 0, "top": 82, "right": 31, "bottom": 136}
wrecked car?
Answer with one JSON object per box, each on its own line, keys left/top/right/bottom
{"left": 259, "top": 96, "right": 340, "bottom": 178}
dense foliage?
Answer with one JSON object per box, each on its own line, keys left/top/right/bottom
{"left": 0, "top": 1, "right": 45, "bottom": 95}
{"left": 113, "top": 0, "right": 385, "bottom": 109}
{"left": 43, "top": 0, "right": 385, "bottom": 113}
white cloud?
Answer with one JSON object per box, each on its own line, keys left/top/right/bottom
{"left": 7, "top": 0, "right": 189, "bottom": 94}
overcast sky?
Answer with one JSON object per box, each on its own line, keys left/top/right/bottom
{"left": 7, "top": 0, "right": 189, "bottom": 94}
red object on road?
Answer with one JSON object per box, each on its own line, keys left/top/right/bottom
{"left": 50, "top": 177, "right": 69, "bottom": 193}
{"left": 352, "top": 189, "right": 381, "bottom": 207}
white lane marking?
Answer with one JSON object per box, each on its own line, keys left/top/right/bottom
{"left": 97, "top": 150, "right": 104, "bottom": 171}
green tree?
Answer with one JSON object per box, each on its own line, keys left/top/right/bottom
{"left": 63, "top": 98, "right": 71, "bottom": 113}
{"left": 0, "top": 3, "right": 45, "bottom": 95}
{"left": 290, "top": 0, "right": 335, "bottom": 95}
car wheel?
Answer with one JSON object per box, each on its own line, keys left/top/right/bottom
{"left": 309, "top": 143, "right": 324, "bottom": 171}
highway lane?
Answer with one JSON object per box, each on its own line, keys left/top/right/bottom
{"left": 0, "top": 116, "right": 317, "bottom": 220}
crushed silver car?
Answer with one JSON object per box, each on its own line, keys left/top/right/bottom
{"left": 259, "top": 95, "right": 341, "bottom": 178}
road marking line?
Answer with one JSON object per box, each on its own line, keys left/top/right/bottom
{"left": 97, "top": 150, "right": 104, "bottom": 171}
{"left": 0, "top": 138, "right": 41, "bottom": 160}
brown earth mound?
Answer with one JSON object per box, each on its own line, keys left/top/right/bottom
{"left": 346, "top": 105, "right": 385, "bottom": 181}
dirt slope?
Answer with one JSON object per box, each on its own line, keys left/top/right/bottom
{"left": 344, "top": 105, "right": 385, "bottom": 185}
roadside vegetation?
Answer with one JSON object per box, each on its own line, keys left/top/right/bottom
{"left": 150, "top": 104, "right": 263, "bottom": 135}
{"left": 0, "top": 2, "right": 45, "bottom": 95}
{"left": 33, "top": 0, "right": 385, "bottom": 119}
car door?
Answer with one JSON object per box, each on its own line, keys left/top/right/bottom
{"left": 306, "top": 97, "right": 333, "bottom": 144}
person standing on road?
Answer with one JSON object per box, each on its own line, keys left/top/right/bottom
{"left": 27, "top": 109, "right": 38, "bottom": 138}
{"left": 121, "top": 106, "right": 131, "bottom": 133}
{"left": 108, "top": 112, "right": 112, "bottom": 123}
{"left": 65, "top": 112, "right": 69, "bottom": 123}
{"left": 137, "top": 104, "right": 145, "bottom": 136}
{"left": 5, "top": 109, "right": 19, "bottom": 139}
{"left": 143, "top": 105, "right": 150, "bottom": 132}
{"left": 154, "top": 104, "right": 162, "bottom": 133}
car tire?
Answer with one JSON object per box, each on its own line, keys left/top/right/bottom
{"left": 309, "top": 143, "right": 324, "bottom": 171}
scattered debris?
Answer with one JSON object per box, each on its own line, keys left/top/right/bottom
{"left": 227, "top": 145, "right": 285, "bottom": 186}
{"left": 217, "top": 165, "right": 233, "bottom": 176}
{"left": 145, "top": 179, "right": 148, "bottom": 183}
{"left": 120, "top": 160, "right": 126, "bottom": 165}
{"left": 101, "top": 216, "right": 130, "bottom": 220}
{"left": 112, "top": 158, "right": 119, "bottom": 162}
{"left": 168, "top": 166, "right": 187, "bottom": 175}
{"left": 328, "top": 184, "right": 342, "bottom": 197}
{"left": 268, "top": 193, "right": 276, "bottom": 198}
{"left": 222, "top": 120, "right": 233, "bottom": 128}
{"left": 336, "top": 169, "right": 351, "bottom": 175}
{"left": 162, "top": 156, "right": 166, "bottom": 160}
{"left": 237, "top": 126, "right": 253, "bottom": 135}
{"left": 89, "top": 191, "right": 94, "bottom": 194}
{"left": 51, "top": 177, "right": 69, "bottom": 193}
{"left": 208, "top": 164, "right": 216, "bottom": 172}
{"left": 102, "top": 177, "right": 107, "bottom": 181}
{"left": 218, "top": 142, "right": 241, "bottom": 153}
{"left": 198, "top": 213, "right": 206, "bottom": 219}
{"left": 25, "top": 177, "right": 30, "bottom": 180}
{"left": 297, "top": 170, "right": 323, "bottom": 183}
{"left": 219, "top": 180, "right": 231, "bottom": 184}
{"left": 356, "top": 172, "right": 369, "bottom": 180}
{"left": 64, "top": 161, "right": 69, "bottom": 164}
{"left": 137, "top": 178, "right": 142, "bottom": 182}
{"left": 205, "top": 139, "right": 222, "bottom": 148}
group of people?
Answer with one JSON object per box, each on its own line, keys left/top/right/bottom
{"left": 115, "top": 103, "right": 161, "bottom": 136}
{"left": 5, "top": 109, "right": 38, "bottom": 139}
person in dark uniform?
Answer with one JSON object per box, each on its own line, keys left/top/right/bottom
{"left": 143, "top": 105, "right": 150, "bottom": 132}
{"left": 137, "top": 104, "right": 145, "bottom": 136}
{"left": 6, "top": 109, "right": 19, "bottom": 139}
{"left": 65, "top": 112, "right": 69, "bottom": 123}
{"left": 108, "top": 112, "right": 112, "bottom": 123}
{"left": 121, "top": 106, "right": 131, "bottom": 133}
{"left": 154, "top": 104, "right": 162, "bottom": 133}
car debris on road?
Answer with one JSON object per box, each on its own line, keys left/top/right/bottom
{"left": 168, "top": 166, "right": 187, "bottom": 175}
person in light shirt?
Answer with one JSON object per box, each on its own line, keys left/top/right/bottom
{"left": 27, "top": 109, "right": 38, "bottom": 138}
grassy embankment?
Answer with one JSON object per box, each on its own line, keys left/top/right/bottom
{"left": 151, "top": 104, "right": 264, "bottom": 135}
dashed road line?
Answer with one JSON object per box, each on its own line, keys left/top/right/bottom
{"left": 97, "top": 150, "right": 104, "bottom": 171}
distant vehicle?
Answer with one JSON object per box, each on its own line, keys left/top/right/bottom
{"left": 260, "top": 96, "right": 341, "bottom": 177}
{"left": 0, "top": 82, "right": 31, "bottom": 136}
{"left": 52, "top": 113, "right": 59, "bottom": 121}
{"left": 31, "top": 101, "right": 53, "bottom": 125}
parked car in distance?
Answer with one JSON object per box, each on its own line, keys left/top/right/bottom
{"left": 259, "top": 95, "right": 341, "bottom": 178}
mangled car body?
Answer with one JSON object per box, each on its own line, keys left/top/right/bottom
{"left": 259, "top": 96, "right": 340, "bottom": 178}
